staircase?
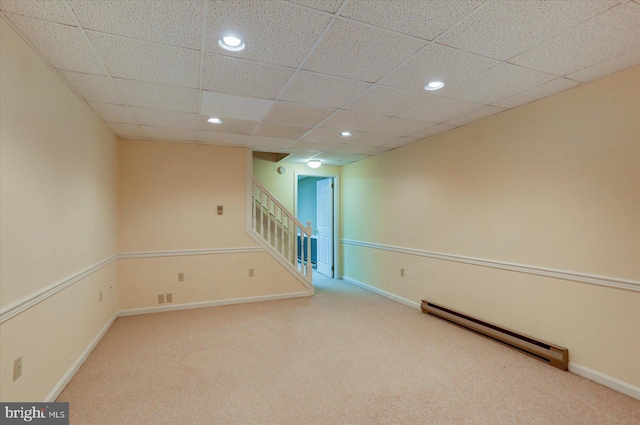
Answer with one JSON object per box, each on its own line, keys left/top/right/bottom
{"left": 249, "top": 179, "right": 313, "bottom": 290}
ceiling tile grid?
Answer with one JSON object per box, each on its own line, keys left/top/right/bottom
{"left": 1, "top": 0, "right": 638, "bottom": 166}
{"left": 301, "top": 19, "right": 426, "bottom": 82}
{"left": 70, "top": 0, "right": 203, "bottom": 49}
{"left": 205, "top": 0, "right": 331, "bottom": 68}
{"left": 435, "top": 0, "right": 622, "bottom": 61}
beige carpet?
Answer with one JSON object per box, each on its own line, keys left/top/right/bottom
{"left": 58, "top": 273, "right": 640, "bottom": 424}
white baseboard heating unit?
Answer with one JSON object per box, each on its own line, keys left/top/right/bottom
{"left": 421, "top": 300, "right": 568, "bottom": 370}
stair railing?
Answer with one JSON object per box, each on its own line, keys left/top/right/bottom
{"left": 251, "top": 179, "right": 313, "bottom": 286}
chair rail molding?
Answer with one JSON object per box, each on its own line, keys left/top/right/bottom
{"left": 341, "top": 239, "right": 640, "bottom": 293}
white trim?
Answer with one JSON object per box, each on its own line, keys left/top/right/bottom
{"left": 342, "top": 274, "right": 640, "bottom": 401}
{"left": 118, "top": 247, "right": 264, "bottom": 259}
{"left": 293, "top": 170, "right": 341, "bottom": 278}
{"left": 342, "top": 276, "right": 421, "bottom": 310}
{"left": 341, "top": 239, "right": 640, "bottom": 293}
{"left": 0, "top": 256, "right": 118, "bottom": 324}
{"left": 0, "top": 247, "right": 272, "bottom": 323}
{"left": 246, "top": 231, "right": 314, "bottom": 291}
{"left": 569, "top": 363, "right": 640, "bottom": 401}
{"left": 45, "top": 312, "right": 118, "bottom": 402}
{"left": 118, "top": 290, "right": 314, "bottom": 317}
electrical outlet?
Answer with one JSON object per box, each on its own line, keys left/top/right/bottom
{"left": 166, "top": 293, "right": 173, "bottom": 303}
{"left": 13, "top": 357, "right": 22, "bottom": 381}
{"left": 99, "top": 290, "right": 103, "bottom": 302}
{"left": 158, "top": 294, "right": 165, "bottom": 304}
{"left": 178, "top": 273, "right": 184, "bottom": 282}
{"left": 401, "top": 268, "right": 405, "bottom": 277}
{"left": 249, "top": 268, "right": 254, "bottom": 277}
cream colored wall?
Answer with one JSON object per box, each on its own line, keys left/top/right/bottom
{"left": 0, "top": 18, "right": 119, "bottom": 401}
{"left": 118, "top": 140, "right": 307, "bottom": 311}
{"left": 253, "top": 156, "right": 341, "bottom": 213}
{"left": 341, "top": 66, "right": 640, "bottom": 388}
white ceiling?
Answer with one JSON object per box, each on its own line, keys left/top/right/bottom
{"left": 1, "top": 0, "right": 639, "bottom": 166}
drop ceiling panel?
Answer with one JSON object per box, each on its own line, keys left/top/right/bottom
{"left": 302, "top": 127, "right": 360, "bottom": 144}
{"left": 197, "top": 131, "right": 248, "bottom": 145}
{"left": 286, "top": 0, "right": 345, "bottom": 13}
{"left": 202, "top": 54, "right": 294, "bottom": 99}
{"left": 493, "top": 78, "right": 580, "bottom": 109}
{"left": 0, "top": 0, "right": 76, "bottom": 25}
{"left": 398, "top": 97, "right": 483, "bottom": 123}
{"left": 379, "top": 43, "right": 499, "bottom": 93}
{"left": 200, "top": 91, "right": 274, "bottom": 121}
{"left": 245, "top": 136, "right": 296, "bottom": 150}
{"left": 107, "top": 122, "right": 145, "bottom": 139}
{"left": 320, "top": 111, "right": 389, "bottom": 132}
{"left": 442, "top": 63, "right": 556, "bottom": 105}
{"left": 343, "top": 86, "right": 431, "bottom": 117}
{"left": 3, "top": 0, "right": 638, "bottom": 166}
{"left": 329, "top": 143, "right": 381, "bottom": 155}
{"left": 436, "top": 0, "right": 621, "bottom": 61}
{"left": 284, "top": 142, "right": 329, "bottom": 153}
{"left": 302, "top": 19, "right": 425, "bottom": 83}
{"left": 279, "top": 71, "right": 370, "bottom": 109}
{"left": 348, "top": 132, "right": 401, "bottom": 147}
{"left": 143, "top": 126, "right": 197, "bottom": 142}
{"left": 88, "top": 101, "right": 137, "bottom": 124}
{"left": 58, "top": 70, "right": 125, "bottom": 104}
{"left": 509, "top": 2, "right": 640, "bottom": 76}
{"left": 252, "top": 122, "right": 312, "bottom": 139}
{"left": 132, "top": 107, "right": 198, "bottom": 130}
{"left": 566, "top": 49, "right": 640, "bottom": 83}
{"left": 443, "top": 105, "right": 505, "bottom": 127}
{"left": 115, "top": 79, "right": 199, "bottom": 113}
{"left": 263, "top": 102, "right": 336, "bottom": 127}
{"left": 367, "top": 118, "right": 437, "bottom": 137}
{"left": 4, "top": 14, "right": 106, "bottom": 75}
{"left": 340, "top": 0, "right": 482, "bottom": 41}
{"left": 205, "top": 0, "right": 330, "bottom": 68}
{"left": 88, "top": 31, "right": 200, "bottom": 88}
{"left": 198, "top": 116, "right": 258, "bottom": 135}
{"left": 70, "top": 0, "right": 202, "bottom": 49}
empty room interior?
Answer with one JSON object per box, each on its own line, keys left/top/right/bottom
{"left": 1, "top": 0, "right": 639, "bottom": 423}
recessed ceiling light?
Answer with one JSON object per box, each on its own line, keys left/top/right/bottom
{"left": 218, "top": 35, "right": 245, "bottom": 52}
{"left": 339, "top": 131, "right": 352, "bottom": 137}
{"left": 207, "top": 117, "right": 223, "bottom": 124}
{"left": 424, "top": 81, "right": 445, "bottom": 91}
{"left": 307, "top": 160, "right": 322, "bottom": 169}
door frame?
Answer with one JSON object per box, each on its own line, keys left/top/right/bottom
{"left": 293, "top": 171, "right": 340, "bottom": 278}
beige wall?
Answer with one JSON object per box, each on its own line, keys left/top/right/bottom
{"left": 0, "top": 18, "right": 119, "bottom": 401}
{"left": 253, "top": 154, "right": 341, "bottom": 214}
{"left": 118, "top": 140, "right": 307, "bottom": 311}
{"left": 341, "top": 66, "right": 640, "bottom": 388}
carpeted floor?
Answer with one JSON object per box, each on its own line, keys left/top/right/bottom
{"left": 57, "top": 273, "right": 640, "bottom": 424}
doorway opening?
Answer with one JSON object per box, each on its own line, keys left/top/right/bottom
{"left": 294, "top": 172, "right": 339, "bottom": 278}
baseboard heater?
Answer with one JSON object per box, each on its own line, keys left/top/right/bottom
{"left": 421, "top": 300, "right": 568, "bottom": 371}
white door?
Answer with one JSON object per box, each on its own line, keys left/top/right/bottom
{"left": 316, "top": 178, "right": 333, "bottom": 277}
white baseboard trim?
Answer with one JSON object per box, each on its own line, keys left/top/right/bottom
{"left": 342, "top": 275, "right": 640, "bottom": 401}
{"left": 45, "top": 312, "right": 118, "bottom": 402}
{"left": 118, "top": 290, "right": 314, "bottom": 317}
{"left": 342, "top": 276, "right": 421, "bottom": 310}
{"left": 569, "top": 363, "right": 640, "bottom": 401}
